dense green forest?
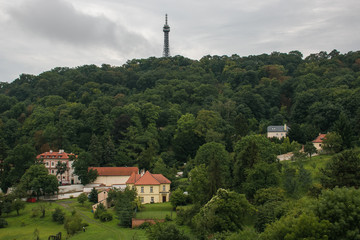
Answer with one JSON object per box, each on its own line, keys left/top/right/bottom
{"left": 1, "top": 50, "right": 360, "bottom": 239}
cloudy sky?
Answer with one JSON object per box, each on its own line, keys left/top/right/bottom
{"left": 1, "top": 0, "right": 359, "bottom": 83}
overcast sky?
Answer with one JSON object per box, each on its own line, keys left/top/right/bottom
{"left": 1, "top": 0, "right": 359, "bottom": 83}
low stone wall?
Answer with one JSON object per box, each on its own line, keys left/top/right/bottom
{"left": 132, "top": 218, "right": 165, "bottom": 228}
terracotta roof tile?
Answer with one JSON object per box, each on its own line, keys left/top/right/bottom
{"left": 36, "top": 150, "right": 76, "bottom": 160}
{"left": 89, "top": 167, "right": 139, "bottom": 176}
{"left": 312, "top": 134, "right": 327, "bottom": 143}
{"left": 132, "top": 171, "right": 171, "bottom": 185}
{"left": 126, "top": 172, "right": 142, "bottom": 184}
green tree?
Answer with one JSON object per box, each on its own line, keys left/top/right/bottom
{"left": 12, "top": 198, "right": 25, "bottom": 216}
{"left": 88, "top": 188, "right": 98, "bottom": 204}
{"left": 187, "top": 164, "right": 211, "bottom": 205}
{"left": 114, "top": 187, "right": 137, "bottom": 227}
{"left": 322, "top": 132, "right": 343, "bottom": 153}
{"left": 304, "top": 141, "right": 317, "bottom": 159}
{"left": 147, "top": 222, "right": 190, "bottom": 240}
{"left": 321, "top": 149, "right": 360, "bottom": 188}
{"left": 170, "top": 188, "right": 187, "bottom": 209}
{"left": 194, "top": 142, "right": 230, "bottom": 196}
{"left": 77, "top": 193, "right": 87, "bottom": 206}
{"left": 193, "top": 188, "right": 254, "bottom": 238}
{"left": 333, "top": 112, "right": 353, "bottom": 149}
{"left": 55, "top": 161, "right": 68, "bottom": 184}
{"left": 18, "top": 164, "right": 58, "bottom": 199}
{"left": 243, "top": 162, "right": 280, "bottom": 199}
{"left": 64, "top": 211, "right": 85, "bottom": 235}
{"left": 260, "top": 212, "right": 331, "bottom": 240}
{"left": 72, "top": 152, "right": 98, "bottom": 185}
{"left": 315, "top": 187, "right": 360, "bottom": 240}
{"left": 52, "top": 207, "right": 65, "bottom": 224}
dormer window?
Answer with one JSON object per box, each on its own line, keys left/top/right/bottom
{"left": 52, "top": 156, "right": 55, "bottom": 158}
{"left": 41, "top": 155, "right": 44, "bottom": 158}
{"left": 58, "top": 156, "right": 61, "bottom": 158}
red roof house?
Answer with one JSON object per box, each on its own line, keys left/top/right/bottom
{"left": 89, "top": 167, "right": 139, "bottom": 187}
{"left": 312, "top": 134, "right": 327, "bottom": 151}
{"left": 126, "top": 171, "right": 171, "bottom": 204}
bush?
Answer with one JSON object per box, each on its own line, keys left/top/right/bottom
{"left": 137, "top": 222, "right": 151, "bottom": 229}
{"left": 64, "top": 213, "right": 84, "bottom": 235}
{"left": 52, "top": 207, "right": 65, "bottom": 224}
{"left": 0, "top": 218, "right": 8, "bottom": 228}
{"left": 99, "top": 211, "right": 113, "bottom": 222}
{"left": 94, "top": 203, "right": 106, "bottom": 219}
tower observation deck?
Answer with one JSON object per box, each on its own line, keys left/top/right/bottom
{"left": 163, "top": 14, "right": 170, "bottom": 57}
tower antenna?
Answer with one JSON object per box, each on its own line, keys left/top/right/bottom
{"left": 163, "top": 14, "right": 170, "bottom": 57}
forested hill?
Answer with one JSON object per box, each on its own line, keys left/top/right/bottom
{"left": 0, "top": 50, "right": 360, "bottom": 171}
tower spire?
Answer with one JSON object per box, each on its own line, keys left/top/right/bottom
{"left": 163, "top": 14, "right": 170, "bottom": 57}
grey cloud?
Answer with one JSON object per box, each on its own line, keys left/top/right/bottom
{"left": 8, "top": 0, "right": 151, "bottom": 54}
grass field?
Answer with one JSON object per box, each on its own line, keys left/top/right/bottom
{"left": 284, "top": 153, "right": 333, "bottom": 182}
{"left": 0, "top": 199, "right": 147, "bottom": 240}
{"left": 135, "top": 202, "right": 175, "bottom": 220}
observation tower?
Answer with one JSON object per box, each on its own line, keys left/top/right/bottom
{"left": 163, "top": 14, "right": 170, "bottom": 57}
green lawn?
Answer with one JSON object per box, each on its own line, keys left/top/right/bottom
{"left": 0, "top": 199, "right": 147, "bottom": 240}
{"left": 284, "top": 153, "right": 333, "bottom": 182}
{"left": 135, "top": 202, "right": 175, "bottom": 220}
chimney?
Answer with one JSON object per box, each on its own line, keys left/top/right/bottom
{"left": 59, "top": 149, "right": 64, "bottom": 154}
{"left": 49, "top": 150, "right": 53, "bottom": 153}
{"left": 284, "top": 124, "right": 287, "bottom": 131}
{"left": 140, "top": 169, "right": 145, "bottom": 176}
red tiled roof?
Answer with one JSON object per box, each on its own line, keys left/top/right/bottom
{"left": 89, "top": 167, "right": 139, "bottom": 176}
{"left": 128, "top": 171, "right": 171, "bottom": 185}
{"left": 152, "top": 174, "right": 171, "bottom": 184}
{"left": 312, "top": 134, "right": 327, "bottom": 143}
{"left": 126, "top": 172, "right": 142, "bottom": 184}
{"left": 36, "top": 150, "right": 76, "bottom": 160}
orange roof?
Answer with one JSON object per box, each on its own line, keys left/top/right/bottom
{"left": 126, "top": 172, "right": 142, "bottom": 184}
{"left": 89, "top": 167, "right": 139, "bottom": 176}
{"left": 127, "top": 171, "right": 171, "bottom": 185}
{"left": 36, "top": 150, "right": 76, "bottom": 160}
{"left": 312, "top": 134, "right": 327, "bottom": 143}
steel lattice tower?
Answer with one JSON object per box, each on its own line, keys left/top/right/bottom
{"left": 163, "top": 14, "right": 170, "bottom": 57}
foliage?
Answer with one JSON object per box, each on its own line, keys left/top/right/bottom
{"left": 193, "top": 188, "right": 254, "bottom": 237}
{"left": 321, "top": 149, "right": 360, "bottom": 188}
{"left": 242, "top": 162, "right": 280, "bottom": 199}
{"left": 94, "top": 203, "right": 106, "bottom": 219}
{"left": 304, "top": 142, "right": 317, "bottom": 159}
{"left": 17, "top": 164, "right": 58, "bottom": 199}
{"left": 187, "top": 164, "right": 211, "bottom": 205}
{"left": 147, "top": 222, "right": 190, "bottom": 240}
{"left": 52, "top": 207, "right": 65, "bottom": 224}
{"left": 170, "top": 188, "right": 188, "bottom": 208}
{"left": 315, "top": 187, "right": 360, "bottom": 240}
{"left": 260, "top": 212, "right": 331, "bottom": 240}
{"left": 77, "top": 192, "right": 87, "bottom": 206}
{"left": 0, "top": 218, "right": 8, "bottom": 228}
{"left": 88, "top": 187, "right": 98, "bottom": 203}
{"left": 12, "top": 198, "right": 25, "bottom": 215}
{"left": 254, "top": 187, "right": 285, "bottom": 206}
{"left": 64, "top": 211, "right": 85, "bottom": 236}
{"left": 99, "top": 211, "right": 113, "bottom": 222}
{"left": 114, "top": 187, "right": 137, "bottom": 227}
{"left": 322, "top": 132, "right": 343, "bottom": 153}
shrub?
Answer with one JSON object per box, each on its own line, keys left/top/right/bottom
{"left": 0, "top": 218, "right": 8, "bottom": 228}
{"left": 52, "top": 207, "right": 65, "bottom": 224}
{"left": 64, "top": 213, "right": 84, "bottom": 235}
{"left": 99, "top": 211, "right": 113, "bottom": 222}
{"left": 94, "top": 203, "right": 105, "bottom": 219}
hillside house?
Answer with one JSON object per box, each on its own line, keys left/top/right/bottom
{"left": 267, "top": 124, "right": 289, "bottom": 139}
{"left": 312, "top": 133, "right": 327, "bottom": 151}
{"left": 37, "top": 150, "right": 80, "bottom": 185}
{"left": 126, "top": 171, "right": 171, "bottom": 204}
{"left": 89, "top": 167, "right": 139, "bottom": 188}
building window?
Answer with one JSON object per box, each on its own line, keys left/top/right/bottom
{"left": 46, "top": 162, "right": 49, "bottom": 166}
{"left": 151, "top": 197, "right": 154, "bottom": 203}
{"left": 141, "top": 187, "right": 144, "bottom": 193}
{"left": 51, "top": 162, "right": 54, "bottom": 166}
{"left": 150, "top": 186, "right": 153, "bottom": 193}
{"left": 140, "top": 197, "right": 144, "bottom": 203}
{"left": 163, "top": 185, "right": 166, "bottom": 191}
{"left": 51, "top": 170, "right": 54, "bottom": 174}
